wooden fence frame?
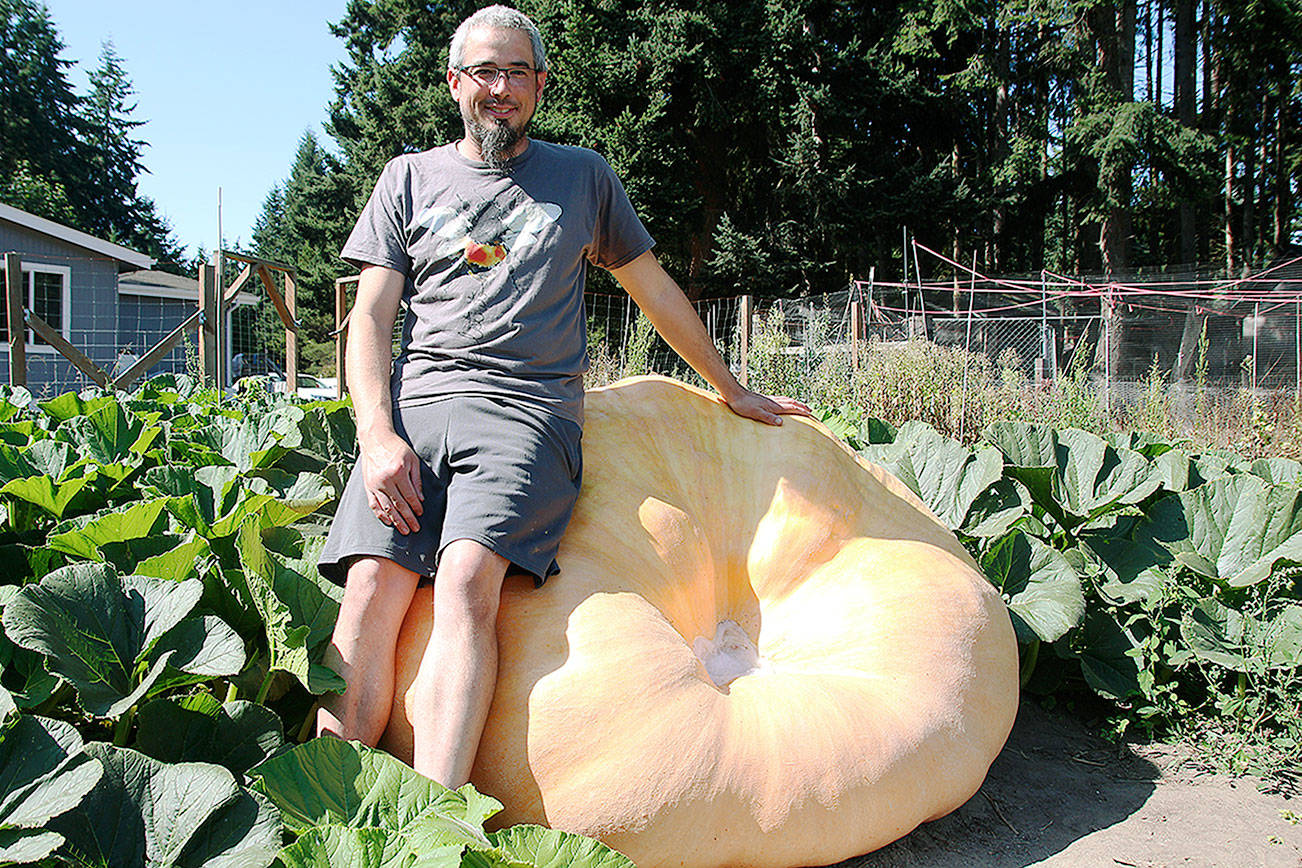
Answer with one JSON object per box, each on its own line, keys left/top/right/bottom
{"left": 4, "top": 250, "right": 300, "bottom": 393}
{"left": 330, "top": 274, "right": 359, "bottom": 400}
{"left": 203, "top": 250, "right": 300, "bottom": 391}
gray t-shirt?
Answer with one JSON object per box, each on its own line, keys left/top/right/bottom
{"left": 341, "top": 140, "right": 655, "bottom": 424}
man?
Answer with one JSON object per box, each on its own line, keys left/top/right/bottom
{"left": 316, "top": 4, "right": 808, "bottom": 788}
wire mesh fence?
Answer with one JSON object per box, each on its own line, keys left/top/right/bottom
{"left": 12, "top": 247, "right": 1302, "bottom": 422}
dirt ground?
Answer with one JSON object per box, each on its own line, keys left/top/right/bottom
{"left": 841, "top": 701, "right": 1302, "bottom": 868}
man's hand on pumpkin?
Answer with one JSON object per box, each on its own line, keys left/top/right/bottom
{"left": 360, "top": 432, "right": 424, "bottom": 534}
{"left": 723, "top": 389, "right": 812, "bottom": 426}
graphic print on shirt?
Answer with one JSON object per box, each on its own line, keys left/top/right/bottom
{"left": 413, "top": 197, "right": 562, "bottom": 276}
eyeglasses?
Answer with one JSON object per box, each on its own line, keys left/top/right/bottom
{"left": 457, "top": 64, "right": 540, "bottom": 87}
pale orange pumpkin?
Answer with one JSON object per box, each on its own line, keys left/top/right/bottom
{"left": 383, "top": 375, "right": 1019, "bottom": 868}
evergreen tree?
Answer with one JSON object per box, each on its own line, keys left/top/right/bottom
{"left": 0, "top": 0, "right": 82, "bottom": 223}
{"left": 252, "top": 131, "right": 353, "bottom": 369}
{"left": 0, "top": 5, "right": 183, "bottom": 267}
{"left": 287, "top": 0, "right": 1301, "bottom": 308}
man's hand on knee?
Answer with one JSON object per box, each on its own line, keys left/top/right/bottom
{"left": 361, "top": 431, "right": 425, "bottom": 534}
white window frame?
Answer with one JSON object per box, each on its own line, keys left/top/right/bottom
{"left": 19, "top": 262, "right": 72, "bottom": 353}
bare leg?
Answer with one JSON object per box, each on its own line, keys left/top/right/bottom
{"left": 317, "top": 556, "right": 421, "bottom": 744}
{"left": 409, "top": 538, "right": 509, "bottom": 787}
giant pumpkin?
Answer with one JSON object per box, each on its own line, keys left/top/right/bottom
{"left": 383, "top": 375, "right": 1019, "bottom": 868}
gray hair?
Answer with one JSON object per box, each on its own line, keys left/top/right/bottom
{"left": 448, "top": 5, "right": 548, "bottom": 73}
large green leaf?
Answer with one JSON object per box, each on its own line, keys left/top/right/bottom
{"left": 1142, "top": 474, "right": 1302, "bottom": 586}
{"left": 48, "top": 743, "right": 281, "bottom": 868}
{"left": 980, "top": 531, "right": 1085, "bottom": 643}
{"left": 46, "top": 498, "right": 170, "bottom": 561}
{"left": 237, "top": 522, "right": 344, "bottom": 694}
{"left": 960, "top": 478, "right": 1031, "bottom": 539}
{"left": 188, "top": 406, "right": 306, "bottom": 472}
{"left": 276, "top": 824, "right": 445, "bottom": 868}
{"left": 148, "top": 614, "right": 246, "bottom": 694}
{"left": 1266, "top": 605, "right": 1302, "bottom": 669}
{"left": 0, "top": 438, "right": 72, "bottom": 482}
{"left": 0, "top": 588, "right": 62, "bottom": 711}
{"left": 1, "top": 564, "right": 234, "bottom": 717}
{"left": 131, "top": 533, "right": 214, "bottom": 582}
{"left": 1, "top": 468, "right": 93, "bottom": 520}
{"left": 1079, "top": 533, "right": 1172, "bottom": 605}
{"left": 984, "top": 422, "right": 1160, "bottom": 535}
{"left": 1105, "top": 430, "right": 1178, "bottom": 458}
{"left": 486, "top": 826, "right": 636, "bottom": 868}
{"left": 1181, "top": 599, "right": 1260, "bottom": 672}
{"left": 135, "top": 695, "right": 285, "bottom": 776}
{"left": 859, "top": 421, "right": 1003, "bottom": 530}
{"left": 53, "top": 400, "right": 158, "bottom": 464}
{"left": 985, "top": 420, "right": 1058, "bottom": 467}
{"left": 1070, "top": 610, "right": 1143, "bottom": 700}
{"left": 249, "top": 738, "right": 502, "bottom": 838}
{"left": 0, "top": 693, "right": 103, "bottom": 863}
{"left": 1250, "top": 457, "right": 1302, "bottom": 487}
{"left": 37, "top": 393, "right": 116, "bottom": 425}
{"left": 1181, "top": 600, "right": 1302, "bottom": 672}
{"left": 252, "top": 741, "right": 625, "bottom": 868}
{"left": 144, "top": 464, "right": 241, "bottom": 536}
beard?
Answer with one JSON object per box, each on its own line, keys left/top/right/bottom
{"left": 464, "top": 108, "right": 527, "bottom": 170}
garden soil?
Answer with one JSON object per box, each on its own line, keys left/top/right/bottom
{"left": 844, "top": 700, "right": 1302, "bottom": 867}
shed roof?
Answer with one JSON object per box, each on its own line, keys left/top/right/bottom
{"left": 119, "top": 269, "right": 257, "bottom": 305}
{"left": 0, "top": 202, "right": 154, "bottom": 271}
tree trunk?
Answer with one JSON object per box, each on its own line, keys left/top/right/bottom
{"left": 1242, "top": 88, "right": 1258, "bottom": 266}
{"left": 1170, "top": 0, "right": 1201, "bottom": 381}
{"left": 1092, "top": 0, "right": 1136, "bottom": 277}
{"left": 1174, "top": 0, "right": 1197, "bottom": 265}
{"left": 1145, "top": 2, "right": 1154, "bottom": 103}
{"left": 990, "top": 19, "right": 1009, "bottom": 272}
{"left": 1226, "top": 139, "right": 1238, "bottom": 273}
{"left": 1275, "top": 66, "right": 1292, "bottom": 252}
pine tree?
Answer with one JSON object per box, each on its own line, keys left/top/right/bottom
{"left": 252, "top": 131, "right": 353, "bottom": 369}
{"left": 0, "top": 6, "right": 183, "bottom": 267}
{"left": 0, "top": 0, "right": 82, "bottom": 222}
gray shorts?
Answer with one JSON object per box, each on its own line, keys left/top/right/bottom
{"left": 318, "top": 395, "right": 583, "bottom": 587}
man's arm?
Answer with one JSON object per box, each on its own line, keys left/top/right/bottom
{"left": 347, "top": 264, "right": 423, "bottom": 534}
{"left": 609, "top": 250, "right": 810, "bottom": 425}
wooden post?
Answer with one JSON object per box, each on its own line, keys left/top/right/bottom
{"left": 960, "top": 260, "right": 977, "bottom": 443}
{"left": 738, "top": 295, "right": 752, "bottom": 389}
{"left": 335, "top": 277, "right": 350, "bottom": 399}
{"left": 867, "top": 267, "right": 875, "bottom": 341}
{"left": 198, "top": 263, "right": 218, "bottom": 386}
{"left": 5, "top": 253, "right": 26, "bottom": 388}
{"left": 285, "top": 270, "right": 298, "bottom": 394}
{"left": 215, "top": 250, "right": 226, "bottom": 391}
{"left": 913, "top": 239, "right": 928, "bottom": 339}
{"left": 1103, "top": 285, "right": 1112, "bottom": 416}
{"left": 850, "top": 299, "right": 862, "bottom": 372}
{"left": 1253, "top": 301, "right": 1260, "bottom": 393}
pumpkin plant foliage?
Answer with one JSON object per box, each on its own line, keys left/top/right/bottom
{"left": 250, "top": 739, "right": 635, "bottom": 868}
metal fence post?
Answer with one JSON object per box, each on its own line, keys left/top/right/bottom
{"left": 738, "top": 295, "right": 752, "bottom": 389}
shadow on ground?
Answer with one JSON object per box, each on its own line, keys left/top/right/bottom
{"left": 840, "top": 701, "right": 1158, "bottom": 868}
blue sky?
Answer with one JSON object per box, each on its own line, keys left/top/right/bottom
{"left": 45, "top": 0, "right": 352, "bottom": 259}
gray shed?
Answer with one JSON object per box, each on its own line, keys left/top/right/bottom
{"left": 1, "top": 202, "right": 153, "bottom": 395}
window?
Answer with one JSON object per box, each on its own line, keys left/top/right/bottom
{"left": 0, "top": 263, "right": 71, "bottom": 349}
